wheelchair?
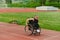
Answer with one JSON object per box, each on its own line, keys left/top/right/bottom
{"left": 24, "top": 24, "right": 41, "bottom": 36}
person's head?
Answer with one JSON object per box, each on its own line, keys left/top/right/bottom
{"left": 34, "top": 15, "right": 39, "bottom": 20}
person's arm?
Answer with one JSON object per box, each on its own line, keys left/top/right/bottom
{"left": 26, "top": 18, "right": 34, "bottom": 25}
{"left": 29, "top": 18, "right": 34, "bottom": 21}
{"left": 26, "top": 19, "right": 29, "bottom": 25}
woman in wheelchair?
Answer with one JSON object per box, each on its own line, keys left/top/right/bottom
{"left": 26, "top": 16, "right": 39, "bottom": 31}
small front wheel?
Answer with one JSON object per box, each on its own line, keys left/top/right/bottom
{"left": 33, "top": 28, "right": 41, "bottom": 35}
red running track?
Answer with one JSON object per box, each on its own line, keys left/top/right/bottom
{"left": 0, "top": 22, "right": 60, "bottom": 40}
{"left": 0, "top": 8, "right": 59, "bottom": 13}
{"left": 0, "top": 8, "right": 39, "bottom": 12}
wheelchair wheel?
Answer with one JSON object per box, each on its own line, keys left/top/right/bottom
{"left": 33, "top": 27, "right": 41, "bottom": 35}
{"left": 37, "top": 28, "right": 41, "bottom": 35}
{"left": 24, "top": 25, "right": 34, "bottom": 35}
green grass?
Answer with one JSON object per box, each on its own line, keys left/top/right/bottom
{"left": 0, "top": 12, "right": 60, "bottom": 31}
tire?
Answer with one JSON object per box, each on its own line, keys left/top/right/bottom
{"left": 24, "top": 25, "right": 34, "bottom": 35}
{"left": 37, "top": 27, "right": 41, "bottom": 35}
{"left": 34, "top": 27, "right": 41, "bottom": 35}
